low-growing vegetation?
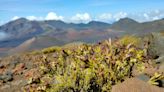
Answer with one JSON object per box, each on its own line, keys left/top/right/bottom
{"left": 119, "top": 35, "right": 141, "bottom": 46}
{"left": 22, "top": 37, "right": 164, "bottom": 92}
{"left": 41, "top": 46, "right": 61, "bottom": 54}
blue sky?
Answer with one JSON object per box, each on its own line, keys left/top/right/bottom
{"left": 0, "top": 0, "right": 164, "bottom": 25}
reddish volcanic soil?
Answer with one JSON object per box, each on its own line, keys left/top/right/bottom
{"left": 0, "top": 48, "right": 10, "bottom": 51}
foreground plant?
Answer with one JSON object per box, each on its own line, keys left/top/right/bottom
{"left": 23, "top": 38, "right": 162, "bottom": 92}
{"left": 148, "top": 72, "right": 164, "bottom": 86}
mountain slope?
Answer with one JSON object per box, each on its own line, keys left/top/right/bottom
{"left": 0, "top": 18, "right": 111, "bottom": 48}
{"left": 110, "top": 18, "right": 140, "bottom": 32}
{"left": 0, "top": 17, "right": 164, "bottom": 57}
{"left": 110, "top": 18, "right": 164, "bottom": 34}
{"left": 8, "top": 36, "right": 66, "bottom": 54}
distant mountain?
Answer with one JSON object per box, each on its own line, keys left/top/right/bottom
{"left": 0, "top": 18, "right": 44, "bottom": 38}
{"left": 0, "top": 17, "right": 164, "bottom": 56}
{"left": 88, "top": 21, "right": 111, "bottom": 29}
{"left": 138, "top": 18, "right": 164, "bottom": 33}
{"left": 111, "top": 17, "right": 164, "bottom": 34}
{"left": 0, "top": 18, "right": 44, "bottom": 48}
{"left": 110, "top": 18, "right": 140, "bottom": 32}
{"left": 0, "top": 18, "right": 111, "bottom": 48}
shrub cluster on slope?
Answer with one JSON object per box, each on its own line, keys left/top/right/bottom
{"left": 22, "top": 38, "right": 163, "bottom": 92}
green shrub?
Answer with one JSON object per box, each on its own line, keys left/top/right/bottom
{"left": 119, "top": 35, "right": 141, "bottom": 46}
{"left": 30, "top": 50, "right": 41, "bottom": 55}
{"left": 23, "top": 37, "right": 162, "bottom": 92}
{"left": 148, "top": 72, "right": 164, "bottom": 86}
{"left": 41, "top": 46, "right": 61, "bottom": 54}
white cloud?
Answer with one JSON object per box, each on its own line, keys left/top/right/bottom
{"left": 147, "top": 10, "right": 164, "bottom": 21}
{"left": 26, "top": 16, "right": 43, "bottom": 20}
{"left": 152, "top": 16, "right": 160, "bottom": 20}
{"left": 11, "top": 12, "right": 64, "bottom": 22}
{"left": 45, "top": 12, "right": 64, "bottom": 20}
{"left": 71, "top": 13, "right": 91, "bottom": 23}
{"left": 26, "top": 16, "right": 37, "bottom": 20}
{"left": 98, "top": 13, "right": 112, "bottom": 20}
{"left": 9, "top": 10, "right": 164, "bottom": 24}
{"left": 131, "top": 10, "right": 164, "bottom": 22}
{"left": 96, "top": 13, "right": 113, "bottom": 23}
{"left": 96, "top": 12, "right": 128, "bottom": 22}
{"left": 97, "top": 10, "right": 164, "bottom": 23}
{"left": 11, "top": 16, "right": 20, "bottom": 20}
{"left": 143, "top": 13, "right": 149, "bottom": 20}
{"left": 113, "top": 12, "right": 127, "bottom": 21}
